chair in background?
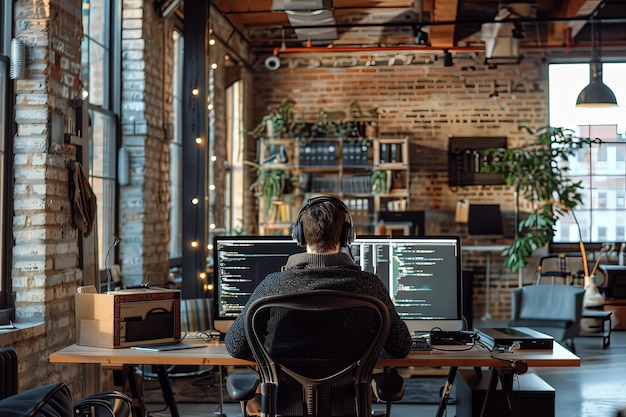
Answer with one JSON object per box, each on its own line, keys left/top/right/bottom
{"left": 509, "top": 284, "right": 585, "bottom": 352}
{"left": 535, "top": 253, "right": 586, "bottom": 285}
{"left": 243, "top": 290, "right": 393, "bottom": 417}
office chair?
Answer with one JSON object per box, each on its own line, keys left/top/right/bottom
{"left": 242, "top": 290, "right": 391, "bottom": 417}
{"left": 509, "top": 284, "right": 585, "bottom": 352}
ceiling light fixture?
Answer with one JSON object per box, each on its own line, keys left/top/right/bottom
{"left": 576, "top": 16, "right": 617, "bottom": 108}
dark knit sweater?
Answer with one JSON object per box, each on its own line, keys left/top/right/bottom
{"left": 224, "top": 251, "right": 412, "bottom": 359}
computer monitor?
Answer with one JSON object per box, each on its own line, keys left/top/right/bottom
{"left": 468, "top": 204, "right": 504, "bottom": 237}
{"left": 212, "top": 235, "right": 303, "bottom": 333}
{"left": 378, "top": 210, "right": 426, "bottom": 236}
{"left": 349, "top": 235, "right": 464, "bottom": 334}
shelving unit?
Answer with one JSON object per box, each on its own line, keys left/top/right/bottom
{"left": 255, "top": 136, "right": 410, "bottom": 236}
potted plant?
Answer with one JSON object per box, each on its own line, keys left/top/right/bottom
{"left": 482, "top": 126, "right": 600, "bottom": 272}
{"left": 249, "top": 99, "right": 296, "bottom": 139}
{"left": 244, "top": 161, "right": 295, "bottom": 219}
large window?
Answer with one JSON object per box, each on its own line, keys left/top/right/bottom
{"left": 0, "top": 56, "right": 11, "bottom": 310}
{"left": 550, "top": 63, "right": 626, "bottom": 247}
{"left": 82, "top": 0, "right": 120, "bottom": 270}
{"left": 225, "top": 80, "right": 244, "bottom": 234}
{"left": 1, "top": 0, "right": 13, "bottom": 311}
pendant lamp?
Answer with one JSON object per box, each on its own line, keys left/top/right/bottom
{"left": 576, "top": 18, "right": 618, "bottom": 107}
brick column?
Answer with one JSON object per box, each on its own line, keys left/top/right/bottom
{"left": 10, "top": 0, "right": 83, "bottom": 395}
{"left": 120, "top": 0, "right": 172, "bottom": 286}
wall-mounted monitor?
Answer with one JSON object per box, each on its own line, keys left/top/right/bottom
{"left": 378, "top": 210, "right": 425, "bottom": 236}
{"left": 468, "top": 204, "right": 504, "bottom": 237}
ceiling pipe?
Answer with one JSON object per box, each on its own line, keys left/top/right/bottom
{"left": 270, "top": 40, "right": 626, "bottom": 56}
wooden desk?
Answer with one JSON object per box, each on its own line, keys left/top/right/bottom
{"left": 51, "top": 341, "right": 579, "bottom": 417}
{"left": 50, "top": 340, "right": 579, "bottom": 368}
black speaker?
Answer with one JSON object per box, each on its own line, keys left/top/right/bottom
{"left": 292, "top": 196, "right": 354, "bottom": 247}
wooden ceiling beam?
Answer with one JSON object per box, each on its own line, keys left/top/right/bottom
{"left": 550, "top": 0, "right": 601, "bottom": 44}
{"left": 428, "top": 0, "right": 459, "bottom": 48}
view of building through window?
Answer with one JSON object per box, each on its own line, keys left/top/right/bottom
{"left": 549, "top": 63, "right": 626, "bottom": 245}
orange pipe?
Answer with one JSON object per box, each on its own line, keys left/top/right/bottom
{"left": 271, "top": 41, "right": 626, "bottom": 56}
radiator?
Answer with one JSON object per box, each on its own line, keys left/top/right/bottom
{"left": 0, "top": 348, "right": 18, "bottom": 399}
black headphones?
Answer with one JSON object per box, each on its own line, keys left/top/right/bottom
{"left": 291, "top": 196, "right": 355, "bottom": 248}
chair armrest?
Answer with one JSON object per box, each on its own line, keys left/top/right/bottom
{"left": 0, "top": 383, "right": 72, "bottom": 417}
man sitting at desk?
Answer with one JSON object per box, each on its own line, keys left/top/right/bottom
{"left": 225, "top": 196, "right": 411, "bottom": 415}
{"left": 224, "top": 195, "right": 412, "bottom": 360}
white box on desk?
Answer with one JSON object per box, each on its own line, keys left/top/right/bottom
{"left": 75, "top": 287, "right": 181, "bottom": 348}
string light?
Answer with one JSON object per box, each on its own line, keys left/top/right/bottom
{"left": 191, "top": 197, "right": 199, "bottom": 205}
{"left": 211, "top": 63, "right": 218, "bottom": 70}
{"left": 209, "top": 184, "right": 215, "bottom": 191}
{"left": 209, "top": 38, "right": 216, "bottom": 46}
{"left": 195, "top": 137, "right": 203, "bottom": 144}
{"left": 210, "top": 155, "right": 217, "bottom": 162}
{"left": 192, "top": 87, "right": 199, "bottom": 96}
{"left": 190, "top": 240, "right": 199, "bottom": 248}
{"left": 199, "top": 272, "right": 207, "bottom": 279}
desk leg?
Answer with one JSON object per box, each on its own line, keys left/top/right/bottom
{"left": 479, "top": 367, "right": 520, "bottom": 417}
{"left": 156, "top": 365, "right": 180, "bottom": 417}
{"left": 213, "top": 365, "right": 226, "bottom": 417}
{"left": 481, "top": 253, "right": 492, "bottom": 321}
{"left": 435, "top": 366, "right": 457, "bottom": 417}
{"left": 479, "top": 368, "right": 499, "bottom": 417}
{"left": 121, "top": 365, "right": 146, "bottom": 416}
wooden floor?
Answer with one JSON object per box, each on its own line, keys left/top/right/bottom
{"left": 144, "top": 327, "right": 626, "bottom": 417}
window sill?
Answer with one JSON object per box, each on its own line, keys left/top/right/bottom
{"left": 0, "top": 319, "right": 45, "bottom": 344}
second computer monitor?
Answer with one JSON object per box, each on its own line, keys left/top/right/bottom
{"left": 350, "top": 235, "right": 464, "bottom": 333}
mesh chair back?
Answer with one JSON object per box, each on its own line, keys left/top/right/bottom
{"left": 245, "top": 290, "right": 390, "bottom": 417}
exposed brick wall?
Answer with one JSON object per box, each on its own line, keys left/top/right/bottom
{"left": 5, "top": 0, "right": 84, "bottom": 397}
{"left": 250, "top": 52, "right": 550, "bottom": 320}
{"left": 119, "top": 0, "right": 171, "bottom": 286}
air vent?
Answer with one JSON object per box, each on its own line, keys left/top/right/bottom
{"left": 272, "top": 0, "right": 337, "bottom": 45}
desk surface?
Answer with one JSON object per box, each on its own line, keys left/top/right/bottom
{"left": 50, "top": 340, "right": 580, "bottom": 369}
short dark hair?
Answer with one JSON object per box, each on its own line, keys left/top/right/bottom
{"left": 300, "top": 200, "right": 348, "bottom": 252}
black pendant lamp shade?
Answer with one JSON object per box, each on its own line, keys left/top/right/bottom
{"left": 576, "top": 61, "right": 618, "bottom": 107}
{"left": 576, "top": 16, "right": 618, "bottom": 108}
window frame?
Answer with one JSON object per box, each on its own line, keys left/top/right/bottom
{"left": 81, "top": 0, "right": 122, "bottom": 284}
{"left": 0, "top": 55, "right": 13, "bottom": 310}
{"left": 549, "top": 62, "right": 626, "bottom": 252}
